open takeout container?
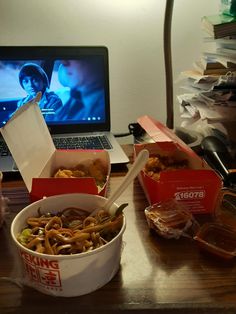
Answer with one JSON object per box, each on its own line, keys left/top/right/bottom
{"left": 194, "top": 189, "right": 236, "bottom": 259}
{"left": 10, "top": 193, "right": 126, "bottom": 297}
{"left": 0, "top": 101, "right": 110, "bottom": 202}
{"left": 134, "top": 115, "right": 222, "bottom": 214}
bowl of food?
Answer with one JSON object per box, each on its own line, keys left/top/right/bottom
{"left": 11, "top": 193, "right": 126, "bottom": 297}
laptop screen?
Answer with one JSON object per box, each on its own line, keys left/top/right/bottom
{"left": 0, "top": 46, "right": 110, "bottom": 133}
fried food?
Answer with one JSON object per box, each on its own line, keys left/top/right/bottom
{"left": 53, "top": 158, "right": 107, "bottom": 187}
{"left": 144, "top": 154, "right": 189, "bottom": 181}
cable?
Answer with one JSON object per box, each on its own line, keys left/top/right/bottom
{"left": 114, "top": 123, "right": 145, "bottom": 138}
{"left": 114, "top": 132, "right": 131, "bottom": 138}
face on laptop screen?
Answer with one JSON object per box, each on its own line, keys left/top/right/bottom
{"left": 0, "top": 47, "right": 110, "bottom": 132}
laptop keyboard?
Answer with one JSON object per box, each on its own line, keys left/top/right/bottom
{"left": 53, "top": 135, "right": 113, "bottom": 150}
{"left": 0, "top": 135, "right": 113, "bottom": 157}
{"left": 0, "top": 140, "right": 11, "bottom": 156}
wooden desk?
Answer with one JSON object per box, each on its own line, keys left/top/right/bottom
{"left": 1, "top": 145, "right": 236, "bottom": 314}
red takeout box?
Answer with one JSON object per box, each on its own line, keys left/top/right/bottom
{"left": 0, "top": 101, "right": 110, "bottom": 202}
{"left": 134, "top": 115, "right": 222, "bottom": 214}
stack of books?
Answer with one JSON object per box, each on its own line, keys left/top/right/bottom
{"left": 199, "top": 12, "right": 236, "bottom": 73}
{"left": 177, "top": 10, "right": 236, "bottom": 151}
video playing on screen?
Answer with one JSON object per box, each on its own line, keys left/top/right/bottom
{"left": 0, "top": 56, "right": 106, "bottom": 128}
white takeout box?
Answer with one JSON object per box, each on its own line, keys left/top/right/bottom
{"left": 0, "top": 101, "right": 110, "bottom": 201}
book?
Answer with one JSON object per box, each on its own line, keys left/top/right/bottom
{"left": 215, "top": 38, "right": 236, "bottom": 50}
{"left": 203, "top": 51, "right": 236, "bottom": 67}
{"left": 201, "top": 14, "right": 236, "bottom": 39}
{"left": 216, "top": 47, "right": 236, "bottom": 58}
{"left": 192, "top": 55, "right": 236, "bottom": 75}
{"left": 194, "top": 65, "right": 236, "bottom": 75}
{"left": 195, "top": 56, "right": 226, "bottom": 70}
{"left": 203, "top": 36, "right": 236, "bottom": 50}
{"left": 181, "top": 70, "right": 220, "bottom": 83}
{"left": 193, "top": 57, "right": 236, "bottom": 75}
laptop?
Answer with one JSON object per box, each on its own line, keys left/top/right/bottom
{"left": 0, "top": 46, "right": 129, "bottom": 173}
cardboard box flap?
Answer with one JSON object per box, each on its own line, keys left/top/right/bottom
{"left": 137, "top": 115, "right": 199, "bottom": 159}
{"left": 0, "top": 101, "right": 55, "bottom": 191}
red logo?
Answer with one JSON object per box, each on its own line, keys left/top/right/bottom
{"left": 20, "top": 250, "right": 62, "bottom": 290}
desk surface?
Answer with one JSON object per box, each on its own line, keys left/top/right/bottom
{"left": 1, "top": 145, "right": 236, "bottom": 314}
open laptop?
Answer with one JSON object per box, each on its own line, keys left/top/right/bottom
{"left": 0, "top": 46, "right": 129, "bottom": 173}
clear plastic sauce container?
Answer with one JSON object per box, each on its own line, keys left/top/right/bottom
{"left": 194, "top": 189, "right": 236, "bottom": 259}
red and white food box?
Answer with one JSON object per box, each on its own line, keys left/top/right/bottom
{"left": 0, "top": 101, "right": 110, "bottom": 202}
{"left": 134, "top": 115, "right": 223, "bottom": 214}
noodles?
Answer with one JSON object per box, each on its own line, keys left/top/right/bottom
{"left": 17, "top": 207, "right": 124, "bottom": 255}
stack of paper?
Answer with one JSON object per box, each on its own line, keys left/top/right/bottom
{"left": 178, "top": 70, "right": 236, "bottom": 143}
{"left": 177, "top": 9, "right": 236, "bottom": 148}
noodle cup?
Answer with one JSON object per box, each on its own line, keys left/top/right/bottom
{"left": 11, "top": 193, "right": 126, "bottom": 297}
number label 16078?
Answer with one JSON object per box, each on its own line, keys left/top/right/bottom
{"left": 175, "top": 190, "right": 205, "bottom": 200}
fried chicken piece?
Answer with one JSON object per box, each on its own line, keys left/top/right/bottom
{"left": 143, "top": 155, "right": 189, "bottom": 182}
{"left": 54, "top": 169, "right": 73, "bottom": 178}
{"left": 145, "top": 156, "right": 162, "bottom": 172}
{"left": 88, "top": 159, "right": 106, "bottom": 186}
{"left": 71, "top": 170, "right": 86, "bottom": 178}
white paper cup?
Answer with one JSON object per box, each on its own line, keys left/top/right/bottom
{"left": 11, "top": 193, "right": 126, "bottom": 297}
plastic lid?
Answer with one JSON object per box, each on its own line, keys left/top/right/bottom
{"left": 144, "top": 198, "right": 200, "bottom": 239}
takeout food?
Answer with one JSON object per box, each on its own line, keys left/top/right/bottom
{"left": 17, "top": 206, "right": 123, "bottom": 255}
{"left": 144, "top": 154, "right": 189, "bottom": 181}
{"left": 53, "top": 158, "right": 107, "bottom": 187}
{"left": 11, "top": 193, "right": 126, "bottom": 297}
